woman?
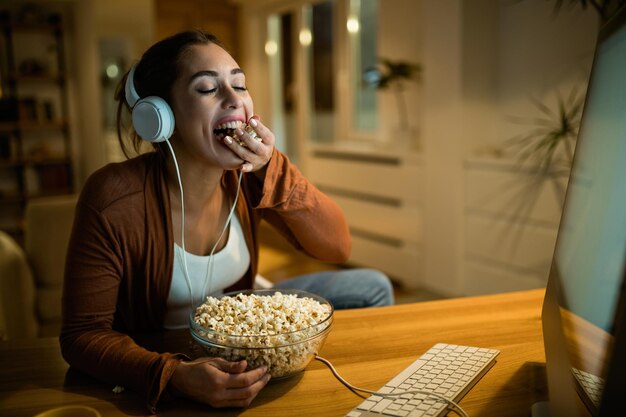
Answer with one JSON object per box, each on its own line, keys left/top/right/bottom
{"left": 60, "top": 30, "right": 393, "bottom": 412}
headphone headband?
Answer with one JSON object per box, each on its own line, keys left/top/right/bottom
{"left": 124, "top": 65, "right": 140, "bottom": 108}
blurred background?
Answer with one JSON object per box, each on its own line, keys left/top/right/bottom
{"left": 0, "top": 0, "right": 613, "bottom": 323}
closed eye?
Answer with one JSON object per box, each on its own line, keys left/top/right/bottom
{"left": 197, "top": 88, "right": 217, "bottom": 94}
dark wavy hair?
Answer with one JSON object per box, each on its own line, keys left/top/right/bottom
{"left": 114, "top": 30, "right": 225, "bottom": 158}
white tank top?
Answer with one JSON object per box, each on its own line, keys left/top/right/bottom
{"left": 163, "top": 214, "right": 251, "bottom": 329}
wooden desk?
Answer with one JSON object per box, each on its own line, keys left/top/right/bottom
{"left": 0, "top": 289, "right": 547, "bottom": 416}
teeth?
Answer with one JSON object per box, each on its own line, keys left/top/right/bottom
{"left": 215, "top": 120, "right": 243, "bottom": 130}
{"left": 213, "top": 120, "right": 262, "bottom": 147}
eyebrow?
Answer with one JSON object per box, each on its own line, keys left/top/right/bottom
{"left": 189, "top": 68, "right": 245, "bottom": 82}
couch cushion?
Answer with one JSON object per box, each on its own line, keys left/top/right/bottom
{"left": 24, "top": 195, "right": 77, "bottom": 288}
{"left": 0, "top": 231, "right": 38, "bottom": 339}
{"left": 36, "top": 287, "right": 63, "bottom": 324}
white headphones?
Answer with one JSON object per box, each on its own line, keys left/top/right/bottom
{"left": 124, "top": 64, "right": 175, "bottom": 143}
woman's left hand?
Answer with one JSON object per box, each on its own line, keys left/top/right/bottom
{"left": 223, "top": 116, "right": 274, "bottom": 173}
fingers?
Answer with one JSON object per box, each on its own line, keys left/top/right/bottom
{"left": 218, "top": 371, "right": 272, "bottom": 407}
{"left": 209, "top": 358, "right": 248, "bottom": 374}
{"left": 206, "top": 364, "right": 271, "bottom": 408}
{"left": 175, "top": 358, "right": 272, "bottom": 408}
{"left": 226, "top": 365, "right": 270, "bottom": 388}
{"left": 247, "top": 116, "right": 274, "bottom": 147}
{"left": 222, "top": 116, "right": 274, "bottom": 172}
{"left": 240, "top": 161, "right": 255, "bottom": 173}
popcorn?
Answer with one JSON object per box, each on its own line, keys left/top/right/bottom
{"left": 233, "top": 123, "right": 263, "bottom": 147}
{"left": 192, "top": 291, "right": 332, "bottom": 378}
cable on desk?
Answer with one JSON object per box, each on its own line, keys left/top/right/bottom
{"left": 314, "top": 355, "right": 469, "bottom": 417}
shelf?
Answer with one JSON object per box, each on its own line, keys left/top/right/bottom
{"left": 0, "top": 21, "right": 62, "bottom": 34}
{"left": 24, "top": 157, "right": 71, "bottom": 166}
{"left": 0, "top": 193, "right": 24, "bottom": 204}
{"left": 0, "top": 121, "right": 68, "bottom": 132}
{"left": 0, "top": 122, "right": 17, "bottom": 132}
{"left": 27, "top": 188, "right": 73, "bottom": 199}
{"left": 0, "top": 6, "right": 73, "bottom": 246}
{"left": 0, "top": 157, "right": 71, "bottom": 167}
{"left": 0, "top": 159, "right": 21, "bottom": 169}
{"left": 5, "top": 73, "right": 66, "bottom": 83}
{"left": 0, "top": 224, "right": 24, "bottom": 236}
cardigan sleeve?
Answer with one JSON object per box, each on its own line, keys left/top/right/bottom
{"left": 60, "top": 168, "right": 184, "bottom": 413}
{"left": 249, "top": 149, "right": 351, "bottom": 263}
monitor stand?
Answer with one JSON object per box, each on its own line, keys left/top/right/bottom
{"left": 531, "top": 401, "right": 550, "bottom": 417}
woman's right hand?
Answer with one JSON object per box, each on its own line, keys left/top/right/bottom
{"left": 169, "top": 357, "right": 271, "bottom": 407}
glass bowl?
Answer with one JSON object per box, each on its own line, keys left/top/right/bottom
{"left": 189, "top": 289, "right": 334, "bottom": 379}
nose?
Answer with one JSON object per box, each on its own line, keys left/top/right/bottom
{"left": 221, "top": 86, "right": 243, "bottom": 109}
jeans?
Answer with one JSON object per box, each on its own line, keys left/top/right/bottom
{"left": 273, "top": 268, "right": 394, "bottom": 309}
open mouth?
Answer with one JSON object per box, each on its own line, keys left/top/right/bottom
{"left": 213, "top": 120, "right": 261, "bottom": 147}
{"left": 213, "top": 120, "right": 244, "bottom": 141}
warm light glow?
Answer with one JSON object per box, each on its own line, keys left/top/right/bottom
{"left": 105, "top": 63, "right": 119, "bottom": 79}
{"left": 347, "top": 17, "right": 360, "bottom": 33}
{"left": 265, "top": 40, "right": 278, "bottom": 56}
{"left": 299, "top": 29, "right": 312, "bottom": 46}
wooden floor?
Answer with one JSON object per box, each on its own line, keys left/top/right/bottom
{"left": 256, "top": 221, "right": 445, "bottom": 304}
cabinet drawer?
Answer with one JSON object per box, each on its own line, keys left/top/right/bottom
{"left": 349, "top": 235, "right": 422, "bottom": 288}
{"left": 307, "top": 155, "right": 421, "bottom": 203}
{"left": 332, "top": 195, "right": 421, "bottom": 244}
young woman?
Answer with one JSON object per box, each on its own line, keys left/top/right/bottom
{"left": 60, "top": 30, "right": 393, "bottom": 412}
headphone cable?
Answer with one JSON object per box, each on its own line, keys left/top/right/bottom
{"left": 165, "top": 139, "right": 244, "bottom": 310}
{"left": 165, "top": 139, "right": 194, "bottom": 310}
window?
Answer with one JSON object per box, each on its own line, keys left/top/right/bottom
{"left": 348, "top": 0, "right": 378, "bottom": 135}
{"left": 265, "top": 0, "right": 379, "bottom": 161}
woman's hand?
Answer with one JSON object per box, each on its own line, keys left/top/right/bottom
{"left": 223, "top": 116, "right": 274, "bottom": 174}
{"left": 169, "top": 357, "right": 271, "bottom": 408}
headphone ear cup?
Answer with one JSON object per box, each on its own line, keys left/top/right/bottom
{"left": 132, "top": 96, "right": 175, "bottom": 143}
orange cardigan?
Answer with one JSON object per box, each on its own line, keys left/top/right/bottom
{"left": 60, "top": 149, "right": 350, "bottom": 412}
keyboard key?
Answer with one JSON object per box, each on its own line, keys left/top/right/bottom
{"left": 371, "top": 398, "right": 393, "bottom": 413}
{"left": 357, "top": 400, "right": 377, "bottom": 411}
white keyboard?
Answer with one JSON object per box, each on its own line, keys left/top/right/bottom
{"left": 345, "top": 343, "right": 500, "bottom": 417}
{"left": 572, "top": 367, "right": 604, "bottom": 409}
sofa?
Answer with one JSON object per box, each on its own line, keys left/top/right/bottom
{"left": 0, "top": 194, "right": 77, "bottom": 339}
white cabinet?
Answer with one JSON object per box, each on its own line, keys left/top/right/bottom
{"left": 303, "top": 143, "right": 423, "bottom": 288}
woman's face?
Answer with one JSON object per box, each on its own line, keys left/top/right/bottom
{"left": 170, "top": 42, "right": 253, "bottom": 168}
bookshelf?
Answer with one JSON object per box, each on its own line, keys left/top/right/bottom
{"left": 0, "top": 6, "right": 74, "bottom": 245}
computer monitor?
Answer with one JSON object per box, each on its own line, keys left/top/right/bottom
{"left": 541, "top": 5, "right": 626, "bottom": 417}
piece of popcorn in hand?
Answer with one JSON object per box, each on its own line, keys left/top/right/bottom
{"left": 233, "top": 123, "right": 263, "bottom": 147}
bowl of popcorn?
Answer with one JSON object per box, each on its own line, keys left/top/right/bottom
{"left": 189, "top": 289, "right": 334, "bottom": 379}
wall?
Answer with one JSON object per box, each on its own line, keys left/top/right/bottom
{"left": 420, "top": 0, "right": 466, "bottom": 294}
{"left": 419, "top": 0, "right": 598, "bottom": 296}
{"left": 494, "top": 0, "right": 598, "bottom": 147}
{"left": 154, "top": 0, "right": 240, "bottom": 60}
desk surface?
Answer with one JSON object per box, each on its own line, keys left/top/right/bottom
{"left": 0, "top": 289, "right": 547, "bottom": 417}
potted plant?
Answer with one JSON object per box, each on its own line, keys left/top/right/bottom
{"left": 363, "top": 58, "right": 421, "bottom": 147}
